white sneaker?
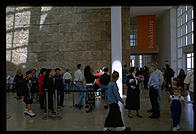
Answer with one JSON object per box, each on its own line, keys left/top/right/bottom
{"left": 24, "top": 109, "right": 28, "bottom": 115}
{"left": 172, "top": 127, "right": 177, "bottom": 131}
{"left": 176, "top": 125, "right": 180, "bottom": 130}
{"left": 28, "top": 110, "right": 36, "bottom": 117}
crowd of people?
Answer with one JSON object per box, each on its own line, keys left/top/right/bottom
{"left": 6, "top": 63, "right": 194, "bottom": 131}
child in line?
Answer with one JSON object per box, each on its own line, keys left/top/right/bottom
{"left": 22, "top": 70, "right": 36, "bottom": 117}
{"left": 169, "top": 88, "right": 193, "bottom": 131}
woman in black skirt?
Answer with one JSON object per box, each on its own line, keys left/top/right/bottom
{"left": 104, "top": 71, "right": 130, "bottom": 131}
{"left": 84, "top": 65, "right": 99, "bottom": 112}
{"left": 125, "top": 67, "right": 142, "bottom": 118}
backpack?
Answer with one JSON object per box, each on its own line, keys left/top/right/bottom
{"left": 100, "top": 73, "right": 111, "bottom": 85}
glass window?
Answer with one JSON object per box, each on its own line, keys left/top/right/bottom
{"left": 187, "top": 57, "right": 191, "bottom": 68}
{"left": 139, "top": 55, "right": 142, "bottom": 68}
{"left": 192, "top": 33, "right": 194, "bottom": 44}
{"left": 178, "top": 48, "right": 182, "bottom": 57}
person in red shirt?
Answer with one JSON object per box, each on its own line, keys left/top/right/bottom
{"left": 38, "top": 68, "right": 47, "bottom": 110}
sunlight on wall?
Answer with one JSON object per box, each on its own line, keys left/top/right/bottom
{"left": 112, "top": 60, "right": 122, "bottom": 97}
{"left": 40, "top": 7, "right": 52, "bottom": 29}
{"left": 6, "top": 7, "right": 31, "bottom": 65}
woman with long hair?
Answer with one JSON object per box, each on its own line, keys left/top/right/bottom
{"left": 84, "top": 65, "right": 99, "bottom": 112}
{"left": 104, "top": 71, "right": 130, "bottom": 131}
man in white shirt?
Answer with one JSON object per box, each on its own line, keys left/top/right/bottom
{"left": 63, "top": 69, "right": 72, "bottom": 94}
{"left": 184, "top": 71, "right": 194, "bottom": 109}
{"left": 74, "top": 64, "right": 85, "bottom": 109}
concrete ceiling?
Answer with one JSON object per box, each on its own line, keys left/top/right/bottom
{"left": 130, "top": 6, "right": 172, "bottom": 17}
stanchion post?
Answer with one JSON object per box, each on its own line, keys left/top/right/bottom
{"left": 55, "top": 89, "right": 58, "bottom": 117}
{"left": 46, "top": 89, "right": 48, "bottom": 119}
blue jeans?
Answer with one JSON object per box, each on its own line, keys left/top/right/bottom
{"left": 100, "top": 84, "right": 108, "bottom": 101}
{"left": 75, "top": 82, "right": 84, "bottom": 106}
{"left": 157, "top": 86, "right": 162, "bottom": 112}
{"left": 57, "top": 91, "right": 64, "bottom": 106}
{"left": 64, "top": 79, "right": 71, "bottom": 91}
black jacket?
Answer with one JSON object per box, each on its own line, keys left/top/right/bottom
{"left": 13, "top": 74, "right": 24, "bottom": 88}
{"left": 22, "top": 78, "right": 33, "bottom": 99}
{"left": 43, "top": 76, "right": 55, "bottom": 94}
{"left": 100, "top": 73, "right": 111, "bottom": 85}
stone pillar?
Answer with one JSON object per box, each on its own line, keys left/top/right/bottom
{"left": 111, "top": 7, "right": 122, "bottom": 97}
{"left": 170, "top": 7, "right": 177, "bottom": 74}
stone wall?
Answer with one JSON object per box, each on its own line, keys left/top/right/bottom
{"left": 6, "top": 7, "right": 112, "bottom": 76}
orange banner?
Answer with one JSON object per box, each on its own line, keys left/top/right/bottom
{"left": 137, "top": 15, "right": 157, "bottom": 51}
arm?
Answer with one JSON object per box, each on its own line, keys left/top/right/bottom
{"left": 112, "top": 83, "right": 124, "bottom": 104}
{"left": 182, "top": 99, "right": 193, "bottom": 104}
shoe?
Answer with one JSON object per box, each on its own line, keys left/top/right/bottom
{"left": 136, "top": 114, "right": 142, "bottom": 118}
{"left": 176, "top": 125, "right": 180, "bottom": 130}
{"left": 24, "top": 109, "right": 28, "bottom": 115}
{"left": 172, "top": 127, "right": 177, "bottom": 131}
{"left": 128, "top": 115, "right": 133, "bottom": 118}
{"left": 51, "top": 111, "right": 56, "bottom": 114}
{"left": 78, "top": 105, "right": 83, "bottom": 109}
{"left": 147, "top": 109, "right": 153, "bottom": 112}
{"left": 122, "top": 127, "right": 131, "bottom": 131}
{"left": 104, "top": 105, "right": 108, "bottom": 109}
{"left": 149, "top": 115, "right": 159, "bottom": 119}
{"left": 28, "top": 110, "right": 36, "bottom": 117}
{"left": 86, "top": 109, "right": 91, "bottom": 113}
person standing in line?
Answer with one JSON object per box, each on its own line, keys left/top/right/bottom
{"left": 184, "top": 71, "right": 194, "bottom": 109}
{"left": 164, "top": 64, "right": 175, "bottom": 91}
{"left": 104, "top": 71, "right": 130, "bottom": 131}
{"left": 147, "top": 65, "right": 160, "bottom": 119}
{"left": 53, "top": 68, "right": 64, "bottom": 107}
{"left": 74, "top": 64, "right": 85, "bottom": 109}
{"left": 99, "top": 67, "right": 111, "bottom": 109}
{"left": 31, "top": 69, "right": 39, "bottom": 101}
{"left": 169, "top": 88, "right": 193, "bottom": 131}
{"left": 21, "top": 70, "right": 35, "bottom": 117}
{"left": 125, "top": 67, "right": 142, "bottom": 118}
{"left": 43, "top": 69, "right": 56, "bottom": 113}
{"left": 38, "top": 68, "right": 47, "bottom": 110}
{"left": 177, "top": 69, "right": 186, "bottom": 95}
{"left": 63, "top": 69, "right": 72, "bottom": 94}
{"left": 84, "top": 65, "right": 99, "bottom": 112}
{"left": 13, "top": 69, "right": 24, "bottom": 100}
{"left": 154, "top": 63, "right": 164, "bottom": 117}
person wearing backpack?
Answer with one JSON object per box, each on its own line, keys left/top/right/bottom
{"left": 164, "top": 64, "right": 175, "bottom": 91}
{"left": 99, "top": 67, "right": 111, "bottom": 109}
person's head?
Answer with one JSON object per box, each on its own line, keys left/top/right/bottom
{"left": 40, "top": 68, "right": 47, "bottom": 75}
{"left": 129, "top": 67, "right": 136, "bottom": 74}
{"left": 173, "top": 87, "right": 181, "bottom": 96}
{"left": 149, "top": 65, "right": 156, "bottom": 73}
{"left": 16, "top": 69, "right": 22, "bottom": 75}
{"left": 179, "top": 69, "right": 185, "bottom": 75}
{"left": 124, "top": 64, "right": 127, "bottom": 68}
{"left": 32, "top": 69, "right": 36, "bottom": 75}
{"left": 166, "top": 64, "right": 169, "bottom": 69}
{"left": 55, "top": 68, "right": 61, "bottom": 75}
{"left": 172, "top": 77, "right": 179, "bottom": 87}
{"left": 161, "top": 68, "right": 165, "bottom": 72}
{"left": 96, "top": 69, "right": 100, "bottom": 73}
{"left": 65, "top": 69, "right": 69, "bottom": 72}
{"left": 103, "top": 67, "right": 109, "bottom": 73}
{"left": 26, "top": 70, "right": 32, "bottom": 79}
{"left": 45, "top": 69, "right": 52, "bottom": 78}
{"left": 77, "top": 64, "right": 82, "bottom": 70}
{"left": 84, "top": 65, "right": 91, "bottom": 76}
{"left": 112, "top": 71, "right": 119, "bottom": 82}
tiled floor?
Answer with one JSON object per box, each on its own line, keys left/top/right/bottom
{"left": 6, "top": 88, "right": 194, "bottom": 131}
